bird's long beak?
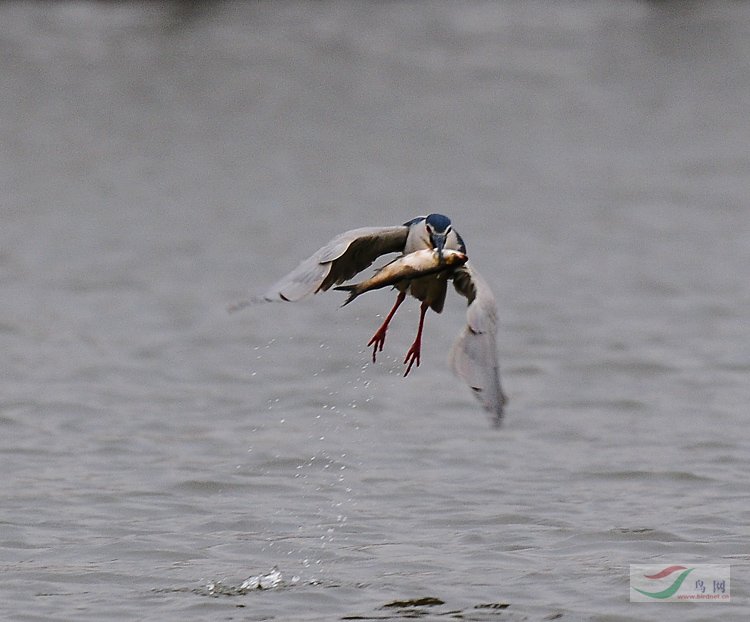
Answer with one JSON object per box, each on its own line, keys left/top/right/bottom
{"left": 432, "top": 233, "right": 446, "bottom": 263}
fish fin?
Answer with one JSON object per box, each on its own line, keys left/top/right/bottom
{"left": 332, "top": 285, "right": 359, "bottom": 306}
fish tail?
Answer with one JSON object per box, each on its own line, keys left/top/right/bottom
{"left": 333, "top": 285, "right": 360, "bottom": 306}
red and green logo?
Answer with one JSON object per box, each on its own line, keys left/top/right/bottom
{"left": 630, "top": 563, "right": 730, "bottom": 602}
{"left": 632, "top": 566, "right": 694, "bottom": 600}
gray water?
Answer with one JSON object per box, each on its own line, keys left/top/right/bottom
{"left": 2, "top": 1, "right": 749, "bottom": 620}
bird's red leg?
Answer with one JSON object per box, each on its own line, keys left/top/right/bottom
{"left": 367, "top": 291, "right": 406, "bottom": 363}
{"left": 403, "top": 301, "right": 429, "bottom": 376}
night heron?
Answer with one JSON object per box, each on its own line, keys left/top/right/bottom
{"left": 243, "top": 213, "right": 507, "bottom": 424}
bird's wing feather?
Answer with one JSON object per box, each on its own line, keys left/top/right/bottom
{"left": 260, "top": 226, "right": 409, "bottom": 302}
{"left": 449, "top": 262, "right": 506, "bottom": 424}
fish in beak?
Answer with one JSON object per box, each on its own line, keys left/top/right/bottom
{"left": 431, "top": 232, "right": 447, "bottom": 264}
{"left": 333, "top": 248, "right": 467, "bottom": 305}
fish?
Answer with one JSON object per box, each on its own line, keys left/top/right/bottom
{"left": 333, "top": 248, "right": 468, "bottom": 306}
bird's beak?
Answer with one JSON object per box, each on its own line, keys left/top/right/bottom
{"left": 432, "top": 233, "right": 446, "bottom": 263}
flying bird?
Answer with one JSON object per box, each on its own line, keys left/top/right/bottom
{"left": 242, "top": 214, "right": 507, "bottom": 424}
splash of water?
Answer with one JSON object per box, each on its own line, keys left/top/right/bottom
{"left": 204, "top": 566, "right": 299, "bottom": 596}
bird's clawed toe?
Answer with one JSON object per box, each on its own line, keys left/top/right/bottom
{"left": 367, "top": 330, "right": 387, "bottom": 363}
{"left": 403, "top": 342, "right": 421, "bottom": 376}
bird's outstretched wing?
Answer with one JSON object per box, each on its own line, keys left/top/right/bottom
{"left": 258, "top": 226, "right": 409, "bottom": 302}
{"left": 449, "top": 262, "right": 506, "bottom": 425}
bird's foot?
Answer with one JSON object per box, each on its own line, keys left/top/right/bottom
{"left": 367, "top": 328, "right": 388, "bottom": 363}
{"left": 403, "top": 340, "right": 421, "bottom": 376}
{"left": 367, "top": 293, "right": 407, "bottom": 363}
{"left": 403, "top": 301, "right": 429, "bottom": 376}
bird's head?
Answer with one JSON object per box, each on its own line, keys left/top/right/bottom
{"left": 425, "top": 213, "right": 452, "bottom": 263}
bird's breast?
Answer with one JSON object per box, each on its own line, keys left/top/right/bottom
{"left": 403, "top": 273, "right": 449, "bottom": 312}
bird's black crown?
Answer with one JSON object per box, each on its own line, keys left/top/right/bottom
{"left": 425, "top": 213, "right": 452, "bottom": 233}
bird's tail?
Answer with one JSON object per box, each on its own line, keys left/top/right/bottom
{"left": 332, "top": 284, "right": 361, "bottom": 306}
